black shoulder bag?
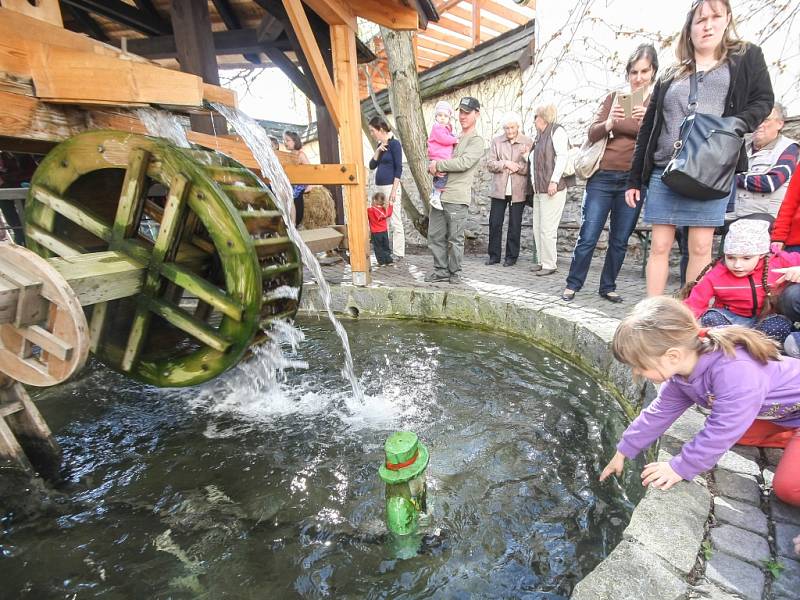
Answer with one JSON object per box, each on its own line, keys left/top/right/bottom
{"left": 661, "top": 71, "right": 745, "bottom": 200}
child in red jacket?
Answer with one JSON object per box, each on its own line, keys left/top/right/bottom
{"left": 683, "top": 218, "right": 800, "bottom": 349}
{"left": 773, "top": 169, "right": 800, "bottom": 253}
{"left": 367, "top": 191, "right": 394, "bottom": 266}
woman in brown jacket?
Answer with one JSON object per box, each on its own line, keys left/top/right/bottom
{"left": 562, "top": 44, "right": 659, "bottom": 302}
{"left": 485, "top": 112, "right": 533, "bottom": 266}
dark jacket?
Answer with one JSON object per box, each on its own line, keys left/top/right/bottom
{"left": 627, "top": 43, "right": 774, "bottom": 191}
{"left": 368, "top": 137, "right": 403, "bottom": 186}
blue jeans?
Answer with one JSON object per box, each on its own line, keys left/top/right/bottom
{"left": 565, "top": 170, "right": 643, "bottom": 293}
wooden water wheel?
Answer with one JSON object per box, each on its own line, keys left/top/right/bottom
{"left": 23, "top": 130, "right": 303, "bottom": 387}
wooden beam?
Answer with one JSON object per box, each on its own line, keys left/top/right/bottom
{"left": 210, "top": 0, "right": 261, "bottom": 64}
{"left": 482, "top": 0, "right": 534, "bottom": 26}
{"left": 331, "top": 24, "right": 369, "bottom": 285}
{"left": 472, "top": 0, "right": 481, "bottom": 47}
{"left": 60, "top": 0, "right": 170, "bottom": 35}
{"left": 1, "top": 0, "right": 63, "bottom": 26}
{"left": 349, "top": 0, "right": 419, "bottom": 29}
{"left": 417, "top": 28, "right": 470, "bottom": 51}
{"left": 122, "top": 28, "right": 292, "bottom": 60}
{"left": 416, "top": 46, "right": 451, "bottom": 63}
{"left": 282, "top": 163, "right": 360, "bottom": 185}
{"left": 170, "top": 0, "right": 226, "bottom": 134}
{"left": 449, "top": 3, "right": 510, "bottom": 36}
{"left": 282, "top": 0, "right": 341, "bottom": 129}
{"left": 436, "top": 14, "right": 491, "bottom": 43}
{"left": 263, "top": 47, "right": 323, "bottom": 105}
{"left": 416, "top": 37, "right": 461, "bottom": 57}
{"left": 300, "top": 0, "right": 356, "bottom": 29}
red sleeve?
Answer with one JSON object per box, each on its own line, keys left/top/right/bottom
{"left": 385, "top": 204, "right": 393, "bottom": 219}
{"left": 773, "top": 171, "right": 800, "bottom": 243}
{"left": 684, "top": 268, "right": 718, "bottom": 318}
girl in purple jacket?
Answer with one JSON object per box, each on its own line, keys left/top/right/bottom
{"left": 600, "top": 296, "right": 800, "bottom": 507}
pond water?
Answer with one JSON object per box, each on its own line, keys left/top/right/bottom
{"left": 1, "top": 318, "right": 643, "bottom": 599}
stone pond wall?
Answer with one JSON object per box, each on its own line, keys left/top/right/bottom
{"left": 300, "top": 285, "right": 799, "bottom": 600}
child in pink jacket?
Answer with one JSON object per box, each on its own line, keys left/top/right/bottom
{"left": 683, "top": 218, "right": 800, "bottom": 349}
{"left": 427, "top": 100, "right": 459, "bottom": 210}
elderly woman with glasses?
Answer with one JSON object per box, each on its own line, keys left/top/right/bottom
{"left": 485, "top": 112, "right": 533, "bottom": 266}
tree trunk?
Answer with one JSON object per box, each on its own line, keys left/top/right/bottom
{"left": 379, "top": 27, "right": 431, "bottom": 235}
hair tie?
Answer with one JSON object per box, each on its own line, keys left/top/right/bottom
{"left": 698, "top": 327, "right": 709, "bottom": 338}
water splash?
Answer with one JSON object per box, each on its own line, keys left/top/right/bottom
{"left": 135, "top": 108, "right": 190, "bottom": 148}
{"left": 212, "top": 102, "right": 364, "bottom": 403}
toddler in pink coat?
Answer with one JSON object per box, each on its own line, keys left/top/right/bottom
{"left": 427, "top": 100, "right": 458, "bottom": 210}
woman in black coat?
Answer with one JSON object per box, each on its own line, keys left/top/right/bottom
{"left": 625, "top": 0, "right": 773, "bottom": 296}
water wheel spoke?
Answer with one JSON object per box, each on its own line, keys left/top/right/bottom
{"left": 239, "top": 209, "right": 284, "bottom": 233}
{"left": 261, "top": 262, "right": 302, "bottom": 277}
{"left": 18, "top": 325, "right": 73, "bottom": 361}
{"left": 31, "top": 186, "right": 112, "bottom": 242}
{"left": 221, "top": 185, "right": 272, "bottom": 208}
{"left": 159, "top": 263, "right": 243, "bottom": 321}
{"left": 112, "top": 148, "right": 152, "bottom": 241}
{"left": 254, "top": 236, "right": 291, "bottom": 258}
{"left": 120, "top": 174, "right": 190, "bottom": 371}
{"left": 205, "top": 166, "right": 260, "bottom": 187}
{"left": 145, "top": 297, "right": 231, "bottom": 353}
{"left": 25, "top": 224, "right": 85, "bottom": 258}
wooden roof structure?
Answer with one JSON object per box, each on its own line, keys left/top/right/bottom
{"left": 360, "top": 0, "right": 535, "bottom": 99}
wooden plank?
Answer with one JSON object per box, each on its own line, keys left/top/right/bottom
{"left": 349, "top": 0, "right": 418, "bottom": 29}
{"left": 282, "top": 0, "right": 342, "bottom": 129}
{"left": 331, "top": 24, "right": 370, "bottom": 285}
{"left": 447, "top": 3, "right": 509, "bottom": 37}
{"left": 25, "top": 224, "right": 84, "bottom": 257}
{"left": 282, "top": 163, "right": 360, "bottom": 185}
{"left": 49, "top": 251, "right": 145, "bottom": 306}
{"left": 417, "top": 46, "right": 451, "bottom": 63}
{"left": 300, "top": 0, "right": 356, "bottom": 29}
{"left": 435, "top": 14, "right": 491, "bottom": 42}
{"left": 32, "top": 186, "right": 112, "bottom": 241}
{"left": 0, "top": 0, "right": 63, "bottom": 26}
{"left": 416, "top": 26, "right": 471, "bottom": 51}
{"left": 481, "top": 0, "right": 534, "bottom": 26}
{"left": 0, "top": 401, "right": 23, "bottom": 418}
{"left": 299, "top": 227, "right": 344, "bottom": 253}
{"left": 113, "top": 148, "right": 151, "bottom": 241}
{"left": 121, "top": 174, "right": 189, "bottom": 371}
{"left": 145, "top": 296, "right": 231, "bottom": 353}
{"left": 0, "top": 256, "right": 46, "bottom": 328}
{"left": 158, "top": 263, "right": 243, "bottom": 321}
{"left": 416, "top": 36, "right": 463, "bottom": 57}
{"left": 472, "top": 0, "right": 481, "bottom": 47}
{"left": 203, "top": 83, "right": 238, "bottom": 108}
{"left": 27, "top": 43, "right": 205, "bottom": 107}
{"left": 88, "top": 301, "right": 107, "bottom": 353}
{"left": 18, "top": 325, "right": 72, "bottom": 361}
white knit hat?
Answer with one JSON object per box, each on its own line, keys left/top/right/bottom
{"left": 724, "top": 219, "right": 771, "bottom": 255}
{"left": 434, "top": 100, "right": 453, "bottom": 117}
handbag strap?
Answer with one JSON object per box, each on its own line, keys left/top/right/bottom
{"left": 688, "top": 71, "right": 698, "bottom": 114}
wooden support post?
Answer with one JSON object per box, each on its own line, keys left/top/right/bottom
{"left": 472, "top": 0, "right": 481, "bottom": 48}
{"left": 316, "top": 107, "right": 344, "bottom": 225}
{"left": 331, "top": 24, "right": 369, "bottom": 286}
{"left": 0, "top": 375, "right": 61, "bottom": 478}
{"left": 169, "top": 0, "right": 227, "bottom": 134}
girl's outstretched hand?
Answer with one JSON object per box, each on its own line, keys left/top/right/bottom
{"left": 772, "top": 266, "right": 800, "bottom": 284}
{"left": 599, "top": 451, "right": 626, "bottom": 482}
{"left": 641, "top": 462, "right": 683, "bottom": 490}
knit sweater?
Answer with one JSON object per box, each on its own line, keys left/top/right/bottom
{"left": 587, "top": 91, "right": 652, "bottom": 172}
{"left": 684, "top": 251, "right": 800, "bottom": 318}
{"left": 618, "top": 347, "right": 800, "bottom": 481}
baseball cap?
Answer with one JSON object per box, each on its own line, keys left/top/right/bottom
{"left": 458, "top": 97, "right": 480, "bottom": 112}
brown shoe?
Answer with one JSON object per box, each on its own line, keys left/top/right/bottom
{"left": 535, "top": 268, "right": 557, "bottom": 276}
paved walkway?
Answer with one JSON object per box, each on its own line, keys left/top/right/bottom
{"left": 314, "top": 250, "right": 664, "bottom": 321}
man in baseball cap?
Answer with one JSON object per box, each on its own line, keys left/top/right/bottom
{"left": 426, "top": 96, "right": 485, "bottom": 284}
{"left": 458, "top": 97, "right": 480, "bottom": 113}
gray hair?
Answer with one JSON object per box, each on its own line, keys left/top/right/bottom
{"left": 535, "top": 104, "right": 558, "bottom": 125}
{"left": 500, "top": 111, "right": 522, "bottom": 127}
{"left": 772, "top": 102, "right": 787, "bottom": 123}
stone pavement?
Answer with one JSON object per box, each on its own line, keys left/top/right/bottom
{"left": 313, "top": 250, "right": 663, "bottom": 321}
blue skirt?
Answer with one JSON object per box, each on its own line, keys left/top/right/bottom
{"left": 643, "top": 166, "right": 733, "bottom": 227}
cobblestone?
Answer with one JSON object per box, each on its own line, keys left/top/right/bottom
{"left": 709, "top": 524, "right": 769, "bottom": 565}
{"left": 775, "top": 521, "right": 800, "bottom": 559}
{"left": 691, "top": 582, "right": 745, "bottom": 600}
{"left": 713, "top": 470, "right": 761, "bottom": 506}
{"left": 715, "top": 450, "right": 761, "bottom": 478}
{"left": 772, "top": 557, "right": 800, "bottom": 600}
{"left": 705, "top": 552, "right": 765, "bottom": 600}
{"left": 714, "top": 497, "right": 768, "bottom": 536}
{"left": 770, "top": 495, "right": 800, "bottom": 525}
